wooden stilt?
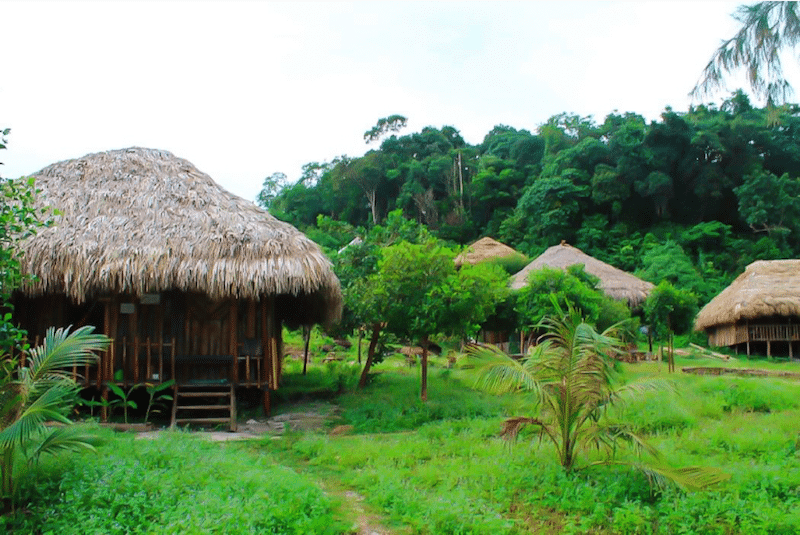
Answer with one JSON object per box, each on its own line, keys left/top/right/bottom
{"left": 170, "top": 337, "right": 176, "bottom": 384}
{"left": 262, "top": 388, "right": 270, "bottom": 416}
{"left": 101, "top": 387, "right": 109, "bottom": 422}
{"left": 745, "top": 321, "right": 750, "bottom": 357}
{"left": 230, "top": 301, "right": 238, "bottom": 384}
{"left": 146, "top": 337, "right": 152, "bottom": 380}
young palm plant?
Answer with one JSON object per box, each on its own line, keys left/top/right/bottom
{"left": 469, "top": 304, "right": 729, "bottom": 490}
{"left": 0, "top": 325, "right": 110, "bottom": 510}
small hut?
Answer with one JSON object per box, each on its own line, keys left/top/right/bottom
{"left": 454, "top": 237, "right": 520, "bottom": 268}
{"left": 454, "top": 237, "right": 522, "bottom": 350}
{"left": 694, "top": 259, "right": 800, "bottom": 357}
{"left": 509, "top": 242, "right": 654, "bottom": 308}
{"left": 13, "top": 147, "right": 342, "bottom": 423}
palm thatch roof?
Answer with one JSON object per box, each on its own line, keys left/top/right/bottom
{"left": 509, "top": 242, "right": 654, "bottom": 307}
{"left": 454, "top": 237, "right": 519, "bottom": 267}
{"left": 18, "top": 147, "right": 342, "bottom": 326}
{"left": 694, "top": 259, "right": 800, "bottom": 331}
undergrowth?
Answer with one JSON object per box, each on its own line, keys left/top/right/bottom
{"left": 3, "top": 431, "right": 349, "bottom": 535}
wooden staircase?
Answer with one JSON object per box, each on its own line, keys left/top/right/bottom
{"left": 170, "top": 385, "right": 237, "bottom": 431}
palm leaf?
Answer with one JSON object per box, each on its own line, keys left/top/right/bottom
{"left": 630, "top": 463, "right": 732, "bottom": 491}
{"left": 24, "top": 326, "right": 109, "bottom": 383}
{"left": 465, "top": 343, "right": 542, "bottom": 396}
{"left": 29, "top": 425, "right": 105, "bottom": 462}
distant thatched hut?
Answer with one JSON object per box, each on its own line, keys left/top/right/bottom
{"left": 509, "top": 242, "right": 654, "bottom": 308}
{"left": 454, "top": 237, "right": 519, "bottom": 268}
{"left": 694, "top": 260, "right": 800, "bottom": 357}
{"left": 14, "top": 147, "right": 342, "bottom": 419}
{"left": 454, "top": 237, "right": 523, "bottom": 351}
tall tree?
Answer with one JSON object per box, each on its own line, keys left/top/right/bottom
{"left": 364, "top": 115, "right": 408, "bottom": 145}
{"left": 692, "top": 2, "right": 800, "bottom": 109}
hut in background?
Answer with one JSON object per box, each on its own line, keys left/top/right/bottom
{"left": 509, "top": 242, "right": 654, "bottom": 308}
{"left": 14, "top": 147, "right": 342, "bottom": 425}
{"left": 455, "top": 237, "right": 524, "bottom": 351}
{"left": 454, "top": 236, "right": 520, "bottom": 268}
{"left": 694, "top": 259, "right": 800, "bottom": 357}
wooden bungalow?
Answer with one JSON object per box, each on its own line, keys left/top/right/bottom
{"left": 694, "top": 259, "right": 800, "bottom": 358}
{"left": 509, "top": 242, "right": 654, "bottom": 308}
{"left": 13, "top": 147, "right": 342, "bottom": 428}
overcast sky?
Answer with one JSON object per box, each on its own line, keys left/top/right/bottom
{"left": 1, "top": 1, "right": 786, "bottom": 203}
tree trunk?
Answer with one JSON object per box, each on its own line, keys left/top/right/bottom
{"left": 358, "top": 323, "right": 382, "bottom": 388}
{"left": 420, "top": 334, "right": 429, "bottom": 402}
{"left": 302, "top": 325, "right": 311, "bottom": 375}
{"left": 357, "top": 326, "right": 363, "bottom": 365}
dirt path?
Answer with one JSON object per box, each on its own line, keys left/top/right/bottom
{"left": 135, "top": 401, "right": 400, "bottom": 534}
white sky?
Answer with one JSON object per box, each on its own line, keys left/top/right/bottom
{"left": 0, "top": 1, "right": 785, "bottom": 203}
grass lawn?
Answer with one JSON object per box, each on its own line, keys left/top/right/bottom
{"left": 5, "top": 341, "right": 800, "bottom": 534}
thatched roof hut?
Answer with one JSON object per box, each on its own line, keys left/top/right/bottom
{"left": 509, "top": 242, "right": 654, "bottom": 307}
{"left": 19, "top": 147, "right": 342, "bottom": 326}
{"left": 694, "top": 260, "right": 800, "bottom": 355}
{"left": 13, "top": 148, "right": 343, "bottom": 412}
{"left": 454, "top": 237, "right": 519, "bottom": 267}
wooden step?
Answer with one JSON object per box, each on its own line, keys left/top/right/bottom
{"left": 176, "top": 391, "right": 229, "bottom": 398}
{"left": 170, "top": 385, "right": 237, "bottom": 432}
{"left": 174, "top": 417, "right": 232, "bottom": 424}
{"left": 176, "top": 404, "right": 231, "bottom": 410}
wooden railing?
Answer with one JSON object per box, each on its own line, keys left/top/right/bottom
{"left": 748, "top": 324, "right": 800, "bottom": 342}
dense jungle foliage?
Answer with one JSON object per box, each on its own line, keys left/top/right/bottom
{"left": 262, "top": 92, "right": 800, "bottom": 312}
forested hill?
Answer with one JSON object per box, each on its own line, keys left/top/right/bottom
{"left": 261, "top": 92, "right": 800, "bottom": 306}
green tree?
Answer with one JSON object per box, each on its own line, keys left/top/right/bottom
{"left": 734, "top": 169, "right": 800, "bottom": 238}
{"left": 364, "top": 115, "right": 408, "bottom": 145}
{"left": 643, "top": 281, "right": 699, "bottom": 338}
{"left": 256, "top": 172, "right": 287, "bottom": 209}
{"left": 692, "top": 1, "right": 800, "bottom": 109}
{"left": 636, "top": 241, "right": 709, "bottom": 299}
{"left": 469, "top": 304, "right": 729, "bottom": 489}
{"left": 367, "top": 239, "right": 506, "bottom": 400}
{"left": 515, "top": 265, "right": 630, "bottom": 334}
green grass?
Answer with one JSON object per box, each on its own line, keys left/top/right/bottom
{"left": 4, "top": 429, "right": 350, "bottom": 534}
{"left": 6, "top": 344, "right": 800, "bottom": 534}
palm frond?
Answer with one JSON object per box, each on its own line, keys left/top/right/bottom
{"left": 0, "top": 386, "right": 76, "bottom": 450}
{"left": 465, "top": 343, "right": 542, "bottom": 396}
{"left": 29, "top": 425, "right": 104, "bottom": 462}
{"left": 631, "top": 463, "right": 732, "bottom": 492}
{"left": 25, "top": 326, "right": 109, "bottom": 383}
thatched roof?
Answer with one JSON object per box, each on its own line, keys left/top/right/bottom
{"left": 509, "top": 242, "right": 654, "bottom": 307}
{"left": 694, "top": 259, "right": 800, "bottom": 331}
{"left": 18, "top": 147, "right": 342, "bottom": 325}
{"left": 454, "top": 237, "right": 518, "bottom": 267}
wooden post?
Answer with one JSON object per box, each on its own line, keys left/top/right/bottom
{"left": 122, "top": 337, "right": 127, "bottom": 388}
{"left": 261, "top": 297, "right": 277, "bottom": 389}
{"left": 130, "top": 303, "right": 139, "bottom": 383}
{"left": 420, "top": 335, "right": 429, "bottom": 402}
{"left": 230, "top": 301, "right": 238, "bottom": 384}
{"left": 170, "top": 337, "right": 176, "bottom": 385}
{"left": 104, "top": 299, "right": 112, "bottom": 385}
{"left": 746, "top": 320, "right": 751, "bottom": 356}
{"left": 157, "top": 304, "right": 164, "bottom": 382}
{"left": 133, "top": 336, "right": 139, "bottom": 384}
{"left": 302, "top": 325, "right": 311, "bottom": 375}
{"left": 146, "top": 337, "right": 152, "bottom": 381}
